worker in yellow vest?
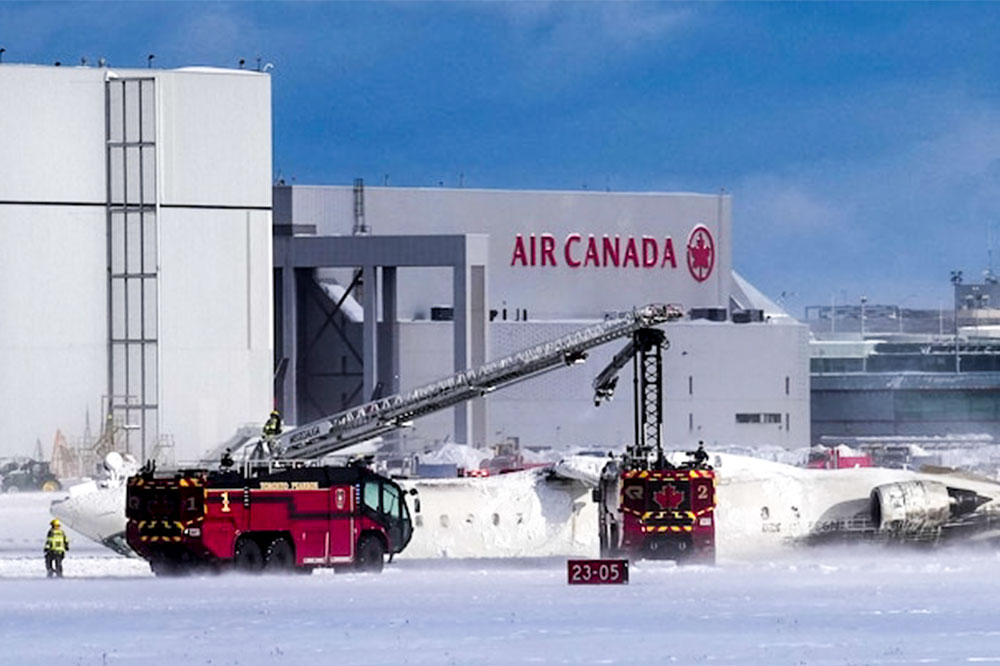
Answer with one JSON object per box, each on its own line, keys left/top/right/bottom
{"left": 263, "top": 410, "right": 283, "bottom": 440}
{"left": 44, "top": 518, "right": 69, "bottom": 578}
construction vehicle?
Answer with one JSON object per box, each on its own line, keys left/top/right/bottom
{"left": 1, "top": 459, "right": 62, "bottom": 493}
{"left": 592, "top": 323, "right": 717, "bottom": 563}
{"left": 126, "top": 304, "right": 680, "bottom": 574}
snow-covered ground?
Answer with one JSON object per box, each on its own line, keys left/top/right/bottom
{"left": 5, "top": 494, "right": 1000, "bottom": 665}
{"left": 4, "top": 547, "right": 1000, "bottom": 665}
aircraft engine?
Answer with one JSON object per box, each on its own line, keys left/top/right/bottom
{"left": 870, "top": 481, "right": 952, "bottom": 534}
{"left": 870, "top": 480, "right": 991, "bottom": 535}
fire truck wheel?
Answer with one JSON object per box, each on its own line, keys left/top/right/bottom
{"left": 355, "top": 534, "right": 385, "bottom": 573}
{"left": 234, "top": 537, "right": 264, "bottom": 573}
{"left": 264, "top": 537, "right": 295, "bottom": 572}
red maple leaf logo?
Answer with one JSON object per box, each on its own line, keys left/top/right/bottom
{"left": 686, "top": 226, "right": 715, "bottom": 282}
{"left": 690, "top": 238, "right": 711, "bottom": 269}
{"left": 653, "top": 484, "right": 685, "bottom": 510}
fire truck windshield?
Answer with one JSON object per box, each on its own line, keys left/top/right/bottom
{"left": 382, "top": 484, "right": 400, "bottom": 517}
{"left": 361, "top": 479, "right": 412, "bottom": 553}
{"left": 362, "top": 480, "right": 406, "bottom": 522}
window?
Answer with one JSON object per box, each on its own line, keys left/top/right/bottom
{"left": 785, "top": 376, "right": 790, "bottom": 395}
{"left": 382, "top": 484, "right": 401, "bottom": 519}
{"left": 688, "top": 376, "right": 693, "bottom": 396}
{"left": 736, "top": 413, "right": 782, "bottom": 424}
{"left": 363, "top": 481, "right": 380, "bottom": 512}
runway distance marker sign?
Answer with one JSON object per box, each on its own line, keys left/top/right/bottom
{"left": 567, "top": 559, "right": 629, "bottom": 585}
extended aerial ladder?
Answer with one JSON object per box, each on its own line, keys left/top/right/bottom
{"left": 265, "top": 303, "right": 684, "bottom": 461}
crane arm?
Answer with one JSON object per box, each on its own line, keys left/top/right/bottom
{"left": 592, "top": 339, "right": 637, "bottom": 405}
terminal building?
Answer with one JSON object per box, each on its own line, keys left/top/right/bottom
{"left": 808, "top": 278, "right": 1000, "bottom": 443}
{"left": 0, "top": 64, "right": 809, "bottom": 464}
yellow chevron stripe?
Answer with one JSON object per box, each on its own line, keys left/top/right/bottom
{"left": 641, "top": 511, "right": 697, "bottom": 520}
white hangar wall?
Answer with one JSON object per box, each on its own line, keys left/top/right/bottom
{"left": 0, "top": 65, "right": 272, "bottom": 462}
{"left": 279, "top": 185, "right": 809, "bottom": 451}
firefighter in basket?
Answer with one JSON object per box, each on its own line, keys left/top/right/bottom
{"left": 44, "top": 518, "right": 69, "bottom": 578}
{"left": 250, "top": 409, "right": 284, "bottom": 459}
{"left": 684, "top": 441, "right": 711, "bottom": 469}
{"left": 263, "top": 410, "right": 283, "bottom": 441}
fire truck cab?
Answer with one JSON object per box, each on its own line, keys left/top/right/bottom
{"left": 126, "top": 463, "right": 415, "bottom": 575}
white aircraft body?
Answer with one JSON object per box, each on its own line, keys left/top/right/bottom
{"left": 51, "top": 451, "right": 1000, "bottom": 562}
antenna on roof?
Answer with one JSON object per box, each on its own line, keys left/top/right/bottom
{"left": 80, "top": 56, "right": 87, "bottom": 66}
{"left": 262, "top": 62, "right": 274, "bottom": 73}
{"left": 98, "top": 57, "right": 107, "bottom": 67}
{"left": 989, "top": 222, "right": 994, "bottom": 277}
{"left": 147, "top": 54, "right": 154, "bottom": 69}
{"left": 353, "top": 178, "right": 369, "bottom": 235}
{"left": 256, "top": 56, "right": 262, "bottom": 71}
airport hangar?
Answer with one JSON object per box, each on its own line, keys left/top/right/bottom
{"left": 0, "top": 64, "right": 808, "bottom": 463}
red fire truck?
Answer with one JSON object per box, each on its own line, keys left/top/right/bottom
{"left": 592, "top": 323, "right": 717, "bottom": 563}
{"left": 126, "top": 463, "right": 415, "bottom": 575}
{"left": 597, "top": 461, "right": 716, "bottom": 562}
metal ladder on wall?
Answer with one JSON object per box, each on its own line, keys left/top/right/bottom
{"left": 106, "top": 76, "right": 158, "bottom": 460}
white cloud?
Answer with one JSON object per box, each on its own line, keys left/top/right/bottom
{"left": 163, "top": 7, "right": 263, "bottom": 67}
{"left": 737, "top": 175, "right": 850, "bottom": 236}
{"left": 733, "top": 92, "right": 1000, "bottom": 308}
{"left": 474, "top": 3, "right": 695, "bottom": 94}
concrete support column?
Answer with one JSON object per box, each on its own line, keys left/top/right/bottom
{"left": 470, "top": 264, "right": 488, "bottom": 448}
{"left": 362, "top": 264, "right": 379, "bottom": 402}
{"left": 380, "top": 266, "right": 399, "bottom": 397}
{"left": 453, "top": 262, "right": 470, "bottom": 444}
{"left": 279, "top": 263, "right": 299, "bottom": 425}
{"left": 453, "top": 255, "right": 488, "bottom": 446}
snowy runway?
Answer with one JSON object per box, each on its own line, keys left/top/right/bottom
{"left": 3, "top": 548, "right": 1000, "bottom": 665}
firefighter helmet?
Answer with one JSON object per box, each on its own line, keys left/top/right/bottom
{"left": 50, "top": 519, "right": 60, "bottom": 528}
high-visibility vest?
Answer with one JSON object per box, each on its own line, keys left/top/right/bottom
{"left": 45, "top": 528, "right": 69, "bottom": 554}
{"left": 263, "top": 416, "right": 282, "bottom": 437}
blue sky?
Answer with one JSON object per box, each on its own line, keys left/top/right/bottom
{"left": 4, "top": 2, "right": 1000, "bottom": 314}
